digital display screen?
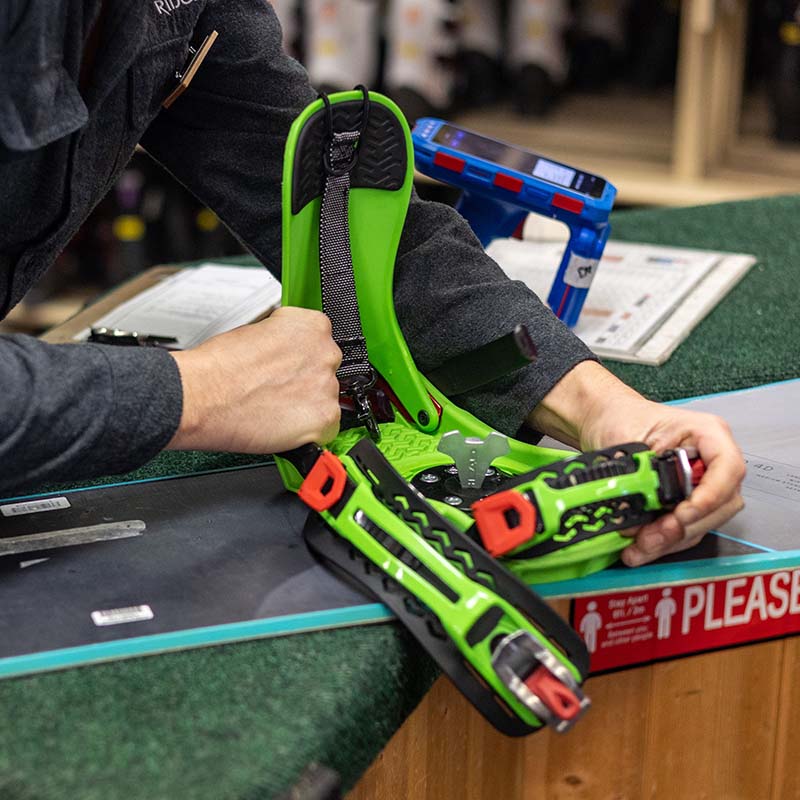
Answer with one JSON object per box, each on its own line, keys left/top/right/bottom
{"left": 533, "top": 160, "right": 576, "bottom": 187}
{"left": 432, "top": 125, "right": 606, "bottom": 198}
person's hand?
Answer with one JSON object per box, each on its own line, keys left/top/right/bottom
{"left": 529, "top": 361, "right": 746, "bottom": 566}
{"left": 168, "top": 306, "right": 342, "bottom": 454}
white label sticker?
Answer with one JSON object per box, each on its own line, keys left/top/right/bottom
{"left": 20, "top": 558, "right": 50, "bottom": 569}
{"left": 564, "top": 255, "right": 598, "bottom": 289}
{"left": 742, "top": 454, "right": 800, "bottom": 503}
{"left": 91, "top": 605, "right": 154, "bottom": 627}
{"left": 1, "top": 497, "right": 70, "bottom": 517}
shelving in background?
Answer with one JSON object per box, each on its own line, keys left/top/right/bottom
{"left": 5, "top": 0, "right": 800, "bottom": 338}
{"left": 436, "top": 0, "right": 800, "bottom": 207}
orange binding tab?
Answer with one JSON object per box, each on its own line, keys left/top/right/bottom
{"left": 472, "top": 490, "right": 536, "bottom": 557}
{"left": 298, "top": 451, "right": 348, "bottom": 512}
{"left": 524, "top": 665, "right": 583, "bottom": 722}
{"left": 690, "top": 458, "right": 706, "bottom": 486}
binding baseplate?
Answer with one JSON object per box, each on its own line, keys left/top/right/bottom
{"left": 275, "top": 88, "right": 703, "bottom": 735}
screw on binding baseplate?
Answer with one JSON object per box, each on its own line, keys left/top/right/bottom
{"left": 437, "top": 431, "right": 510, "bottom": 490}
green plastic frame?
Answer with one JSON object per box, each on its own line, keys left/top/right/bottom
{"left": 315, "top": 449, "right": 583, "bottom": 730}
{"left": 276, "top": 90, "right": 643, "bottom": 583}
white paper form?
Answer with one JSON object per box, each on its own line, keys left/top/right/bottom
{"left": 675, "top": 381, "right": 800, "bottom": 552}
{"left": 77, "top": 264, "right": 282, "bottom": 349}
{"left": 486, "top": 238, "right": 755, "bottom": 364}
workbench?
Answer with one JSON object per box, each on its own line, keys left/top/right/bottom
{"left": 2, "top": 195, "right": 799, "bottom": 800}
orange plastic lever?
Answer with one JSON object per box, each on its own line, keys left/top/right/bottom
{"left": 690, "top": 458, "right": 706, "bottom": 487}
{"left": 298, "top": 451, "right": 348, "bottom": 512}
{"left": 524, "top": 665, "right": 583, "bottom": 722}
{"left": 472, "top": 490, "right": 536, "bottom": 557}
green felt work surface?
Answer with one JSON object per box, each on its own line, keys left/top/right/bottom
{"left": 607, "top": 195, "right": 800, "bottom": 399}
{"left": 0, "top": 628, "right": 436, "bottom": 800}
{"left": 2, "top": 196, "right": 799, "bottom": 799}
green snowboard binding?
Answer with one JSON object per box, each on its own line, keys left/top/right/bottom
{"left": 276, "top": 88, "right": 703, "bottom": 735}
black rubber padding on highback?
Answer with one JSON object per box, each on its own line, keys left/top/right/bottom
{"left": 291, "top": 100, "right": 408, "bottom": 215}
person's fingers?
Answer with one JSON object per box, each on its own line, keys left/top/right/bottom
{"left": 621, "top": 514, "right": 684, "bottom": 566}
{"left": 680, "top": 493, "right": 746, "bottom": 545}
{"left": 622, "top": 492, "right": 744, "bottom": 567}
{"left": 618, "top": 524, "right": 642, "bottom": 539}
{"left": 671, "top": 418, "right": 746, "bottom": 530}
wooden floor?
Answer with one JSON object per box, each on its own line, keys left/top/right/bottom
{"left": 349, "top": 631, "right": 800, "bottom": 799}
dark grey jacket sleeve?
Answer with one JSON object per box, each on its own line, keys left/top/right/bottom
{"left": 392, "top": 197, "right": 596, "bottom": 434}
{"left": 0, "top": 336, "right": 182, "bottom": 495}
{"left": 142, "top": 0, "right": 595, "bottom": 438}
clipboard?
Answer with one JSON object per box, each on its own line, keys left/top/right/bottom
{"left": 41, "top": 266, "right": 181, "bottom": 345}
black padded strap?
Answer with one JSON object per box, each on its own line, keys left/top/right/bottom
{"left": 319, "top": 128, "right": 372, "bottom": 384}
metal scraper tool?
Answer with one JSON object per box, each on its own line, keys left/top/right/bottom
{"left": 0, "top": 520, "right": 146, "bottom": 557}
{"left": 437, "top": 431, "right": 510, "bottom": 490}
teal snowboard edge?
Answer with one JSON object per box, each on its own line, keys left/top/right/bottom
{"left": 2, "top": 382, "right": 798, "bottom": 679}
{"left": 0, "top": 604, "right": 393, "bottom": 681}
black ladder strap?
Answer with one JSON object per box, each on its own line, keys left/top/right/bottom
{"left": 319, "top": 128, "right": 372, "bottom": 384}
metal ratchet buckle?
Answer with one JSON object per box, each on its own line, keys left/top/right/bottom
{"left": 675, "top": 445, "right": 706, "bottom": 499}
{"left": 339, "top": 368, "right": 380, "bottom": 442}
{"left": 491, "top": 631, "right": 590, "bottom": 733}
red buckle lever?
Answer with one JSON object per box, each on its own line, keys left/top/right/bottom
{"left": 472, "top": 490, "right": 536, "bottom": 557}
{"left": 524, "top": 665, "right": 583, "bottom": 722}
{"left": 690, "top": 457, "right": 706, "bottom": 486}
{"left": 298, "top": 451, "right": 348, "bottom": 512}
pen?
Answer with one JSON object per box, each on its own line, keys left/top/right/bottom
{"left": 88, "top": 327, "right": 179, "bottom": 348}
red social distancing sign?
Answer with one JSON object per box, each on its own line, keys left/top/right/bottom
{"left": 571, "top": 569, "right": 800, "bottom": 672}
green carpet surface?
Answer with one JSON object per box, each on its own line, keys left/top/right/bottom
{"left": 608, "top": 195, "right": 800, "bottom": 398}
{"left": 2, "top": 195, "right": 799, "bottom": 799}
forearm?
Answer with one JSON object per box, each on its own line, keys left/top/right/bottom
{"left": 395, "top": 193, "right": 599, "bottom": 436}
{"left": 0, "top": 336, "right": 182, "bottom": 495}
{"left": 527, "top": 360, "right": 644, "bottom": 449}
{"left": 142, "top": 0, "right": 600, "bottom": 441}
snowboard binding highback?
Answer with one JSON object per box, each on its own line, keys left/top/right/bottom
{"left": 275, "top": 87, "right": 704, "bottom": 736}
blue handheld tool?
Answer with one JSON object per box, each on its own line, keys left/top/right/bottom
{"left": 412, "top": 119, "right": 617, "bottom": 328}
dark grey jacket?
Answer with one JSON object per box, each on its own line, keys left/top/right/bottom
{"left": 0, "top": 0, "right": 593, "bottom": 495}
